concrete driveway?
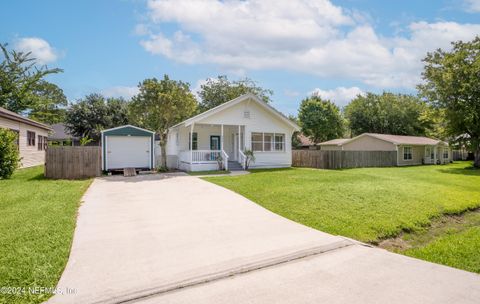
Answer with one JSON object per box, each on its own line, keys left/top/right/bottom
{"left": 49, "top": 174, "right": 480, "bottom": 304}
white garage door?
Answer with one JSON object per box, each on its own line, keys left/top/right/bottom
{"left": 106, "top": 136, "right": 151, "bottom": 169}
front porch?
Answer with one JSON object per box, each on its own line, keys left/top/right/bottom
{"left": 424, "top": 145, "right": 450, "bottom": 165}
{"left": 177, "top": 124, "right": 246, "bottom": 172}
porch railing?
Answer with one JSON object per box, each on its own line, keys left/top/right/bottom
{"left": 180, "top": 150, "right": 222, "bottom": 163}
{"left": 238, "top": 150, "right": 246, "bottom": 169}
{"left": 222, "top": 150, "right": 229, "bottom": 171}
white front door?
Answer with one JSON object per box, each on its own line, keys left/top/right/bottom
{"left": 232, "top": 133, "right": 244, "bottom": 161}
{"left": 234, "top": 133, "right": 239, "bottom": 161}
{"left": 106, "top": 136, "right": 151, "bottom": 169}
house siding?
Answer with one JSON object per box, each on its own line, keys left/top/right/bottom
{"left": 319, "top": 144, "right": 342, "bottom": 151}
{"left": 397, "top": 145, "right": 424, "bottom": 166}
{"left": 342, "top": 136, "right": 396, "bottom": 151}
{"left": 0, "top": 116, "right": 49, "bottom": 168}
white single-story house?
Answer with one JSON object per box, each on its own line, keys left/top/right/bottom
{"left": 318, "top": 133, "right": 452, "bottom": 166}
{"left": 101, "top": 125, "right": 155, "bottom": 171}
{"left": 164, "top": 93, "right": 300, "bottom": 171}
{"left": 0, "top": 106, "right": 52, "bottom": 168}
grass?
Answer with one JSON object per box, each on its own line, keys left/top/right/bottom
{"left": 204, "top": 162, "right": 480, "bottom": 271}
{"left": 0, "top": 166, "right": 92, "bottom": 304}
{"left": 405, "top": 226, "right": 480, "bottom": 273}
{"left": 187, "top": 170, "right": 230, "bottom": 176}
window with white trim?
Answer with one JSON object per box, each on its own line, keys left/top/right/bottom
{"left": 443, "top": 149, "right": 449, "bottom": 159}
{"left": 27, "top": 130, "right": 35, "bottom": 146}
{"left": 264, "top": 133, "right": 273, "bottom": 151}
{"left": 251, "top": 133, "right": 263, "bottom": 151}
{"left": 38, "top": 135, "right": 43, "bottom": 150}
{"left": 275, "top": 134, "right": 284, "bottom": 151}
{"left": 403, "top": 146, "right": 412, "bottom": 160}
{"left": 251, "top": 132, "right": 285, "bottom": 152}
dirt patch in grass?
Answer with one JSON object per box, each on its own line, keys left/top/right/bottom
{"left": 378, "top": 208, "right": 480, "bottom": 252}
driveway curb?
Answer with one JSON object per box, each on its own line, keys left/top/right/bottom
{"left": 97, "top": 239, "right": 354, "bottom": 304}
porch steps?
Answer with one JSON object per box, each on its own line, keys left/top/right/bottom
{"left": 228, "top": 161, "right": 243, "bottom": 171}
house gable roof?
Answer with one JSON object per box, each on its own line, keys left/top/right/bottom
{"left": 355, "top": 133, "right": 447, "bottom": 146}
{"left": 171, "top": 93, "right": 300, "bottom": 131}
{"left": 318, "top": 138, "right": 350, "bottom": 146}
{"left": 297, "top": 133, "right": 315, "bottom": 146}
{"left": 0, "top": 106, "right": 52, "bottom": 131}
{"left": 320, "top": 133, "right": 448, "bottom": 147}
{"left": 49, "top": 123, "right": 79, "bottom": 140}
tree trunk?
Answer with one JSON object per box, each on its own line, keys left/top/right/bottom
{"left": 159, "top": 133, "right": 168, "bottom": 170}
{"left": 475, "top": 148, "right": 480, "bottom": 168}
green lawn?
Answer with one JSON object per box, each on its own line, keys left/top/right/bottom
{"left": 403, "top": 210, "right": 480, "bottom": 273}
{"left": 204, "top": 162, "right": 480, "bottom": 271}
{"left": 406, "top": 227, "right": 480, "bottom": 273}
{"left": 0, "top": 166, "right": 92, "bottom": 304}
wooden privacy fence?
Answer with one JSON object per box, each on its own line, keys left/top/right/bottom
{"left": 292, "top": 150, "right": 397, "bottom": 169}
{"left": 45, "top": 146, "right": 102, "bottom": 179}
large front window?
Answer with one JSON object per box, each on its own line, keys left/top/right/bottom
{"left": 251, "top": 132, "right": 285, "bottom": 152}
{"left": 443, "top": 149, "right": 449, "bottom": 159}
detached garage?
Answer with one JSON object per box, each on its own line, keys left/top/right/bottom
{"left": 101, "top": 125, "right": 155, "bottom": 171}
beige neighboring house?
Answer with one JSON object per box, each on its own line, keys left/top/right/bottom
{"left": 319, "top": 133, "right": 452, "bottom": 166}
{"left": 0, "top": 107, "right": 51, "bottom": 168}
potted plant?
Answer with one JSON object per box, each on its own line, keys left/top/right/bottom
{"left": 215, "top": 154, "right": 224, "bottom": 170}
{"left": 243, "top": 149, "right": 255, "bottom": 170}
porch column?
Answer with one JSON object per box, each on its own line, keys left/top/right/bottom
{"left": 221, "top": 124, "right": 224, "bottom": 151}
{"left": 433, "top": 145, "right": 437, "bottom": 164}
{"left": 190, "top": 123, "right": 194, "bottom": 164}
{"left": 238, "top": 125, "right": 241, "bottom": 153}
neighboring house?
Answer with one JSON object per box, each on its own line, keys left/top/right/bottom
{"left": 318, "top": 133, "right": 452, "bottom": 166}
{"left": 295, "top": 133, "right": 317, "bottom": 150}
{"left": 48, "top": 123, "right": 80, "bottom": 146}
{"left": 165, "top": 93, "right": 300, "bottom": 171}
{"left": 318, "top": 138, "right": 350, "bottom": 151}
{"left": 0, "top": 106, "right": 51, "bottom": 168}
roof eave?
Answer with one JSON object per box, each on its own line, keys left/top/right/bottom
{"left": 0, "top": 112, "right": 52, "bottom": 131}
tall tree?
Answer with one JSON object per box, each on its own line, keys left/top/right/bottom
{"left": 129, "top": 75, "right": 198, "bottom": 169}
{"left": 344, "top": 92, "right": 434, "bottom": 137}
{"left": 198, "top": 75, "right": 273, "bottom": 112}
{"left": 64, "top": 94, "right": 129, "bottom": 141}
{"left": 0, "top": 43, "right": 65, "bottom": 120}
{"left": 418, "top": 37, "right": 480, "bottom": 167}
{"left": 28, "top": 80, "right": 68, "bottom": 124}
{"left": 298, "top": 96, "right": 345, "bottom": 143}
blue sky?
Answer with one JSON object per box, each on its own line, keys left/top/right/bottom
{"left": 1, "top": 0, "right": 479, "bottom": 115}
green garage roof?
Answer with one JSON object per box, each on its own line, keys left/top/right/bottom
{"left": 101, "top": 125, "right": 155, "bottom": 136}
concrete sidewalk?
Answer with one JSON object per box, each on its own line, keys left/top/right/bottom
{"left": 49, "top": 174, "right": 480, "bottom": 304}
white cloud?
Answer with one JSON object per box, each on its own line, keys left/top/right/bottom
{"left": 464, "top": 0, "right": 480, "bottom": 12}
{"left": 139, "top": 0, "right": 480, "bottom": 89}
{"left": 134, "top": 23, "right": 151, "bottom": 36}
{"left": 101, "top": 86, "right": 139, "bottom": 99}
{"left": 311, "top": 86, "right": 365, "bottom": 107}
{"left": 14, "top": 37, "right": 58, "bottom": 64}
